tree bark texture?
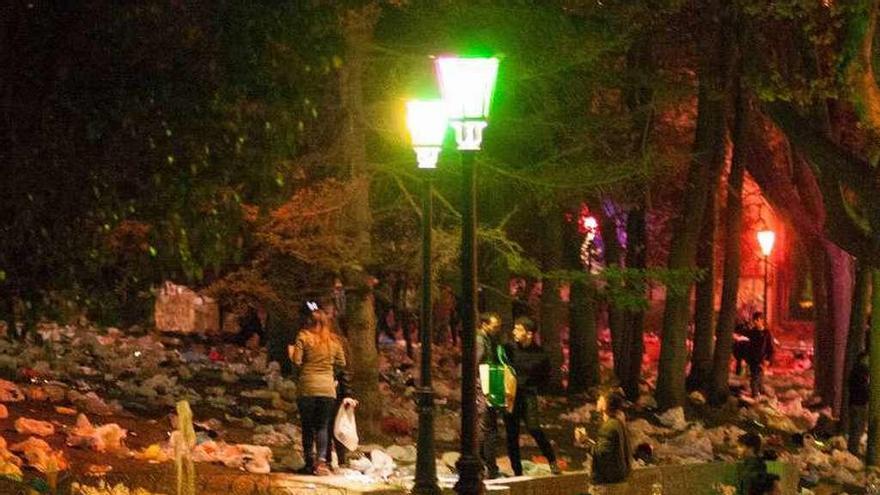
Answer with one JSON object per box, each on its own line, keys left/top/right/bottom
{"left": 824, "top": 241, "right": 854, "bottom": 415}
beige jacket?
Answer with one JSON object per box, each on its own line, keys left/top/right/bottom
{"left": 290, "top": 331, "right": 346, "bottom": 398}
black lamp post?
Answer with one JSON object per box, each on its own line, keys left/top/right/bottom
{"left": 435, "top": 56, "right": 499, "bottom": 495}
{"left": 406, "top": 100, "right": 447, "bottom": 495}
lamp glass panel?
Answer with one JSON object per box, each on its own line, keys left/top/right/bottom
{"left": 435, "top": 57, "right": 499, "bottom": 121}
{"left": 757, "top": 230, "right": 776, "bottom": 257}
{"left": 406, "top": 100, "right": 448, "bottom": 147}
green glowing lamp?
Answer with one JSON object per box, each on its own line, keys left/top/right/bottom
{"left": 406, "top": 99, "right": 448, "bottom": 169}
{"left": 435, "top": 56, "right": 499, "bottom": 150}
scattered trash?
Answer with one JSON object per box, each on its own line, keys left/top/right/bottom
{"left": 15, "top": 417, "right": 55, "bottom": 437}
{"left": 67, "top": 414, "right": 128, "bottom": 453}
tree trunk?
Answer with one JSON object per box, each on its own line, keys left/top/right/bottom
{"left": 540, "top": 208, "right": 566, "bottom": 393}
{"left": 346, "top": 275, "right": 381, "bottom": 438}
{"left": 841, "top": 263, "right": 869, "bottom": 431}
{"left": 565, "top": 213, "right": 599, "bottom": 393}
{"left": 809, "top": 239, "right": 833, "bottom": 407}
{"left": 866, "top": 269, "right": 880, "bottom": 466}
{"left": 708, "top": 86, "right": 746, "bottom": 405}
{"left": 338, "top": 4, "right": 381, "bottom": 439}
{"left": 824, "top": 241, "right": 854, "bottom": 415}
{"left": 656, "top": 3, "right": 731, "bottom": 408}
{"left": 600, "top": 213, "right": 626, "bottom": 383}
{"left": 621, "top": 208, "right": 647, "bottom": 400}
{"left": 688, "top": 173, "right": 719, "bottom": 392}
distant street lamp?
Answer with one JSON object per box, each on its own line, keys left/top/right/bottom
{"left": 406, "top": 99, "right": 447, "bottom": 495}
{"left": 757, "top": 229, "right": 776, "bottom": 322}
{"left": 435, "top": 55, "right": 498, "bottom": 495}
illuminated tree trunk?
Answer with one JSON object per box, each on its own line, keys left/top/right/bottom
{"left": 656, "top": 0, "right": 730, "bottom": 409}
{"left": 338, "top": 4, "right": 381, "bottom": 439}
{"left": 688, "top": 173, "right": 719, "bottom": 392}
{"left": 540, "top": 208, "right": 566, "bottom": 393}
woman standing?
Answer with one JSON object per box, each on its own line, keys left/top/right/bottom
{"left": 290, "top": 301, "right": 346, "bottom": 476}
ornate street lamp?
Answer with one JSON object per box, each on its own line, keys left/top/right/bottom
{"left": 406, "top": 99, "right": 447, "bottom": 495}
{"left": 757, "top": 229, "right": 776, "bottom": 322}
{"left": 435, "top": 55, "right": 498, "bottom": 495}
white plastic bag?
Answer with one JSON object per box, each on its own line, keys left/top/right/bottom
{"left": 334, "top": 405, "right": 359, "bottom": 451}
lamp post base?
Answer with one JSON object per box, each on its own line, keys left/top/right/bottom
{"left": 454, "top": 454, "right": 484, "bottom": 495}
{"left": 413, "top": 387, "right": 441, "bottom": 495}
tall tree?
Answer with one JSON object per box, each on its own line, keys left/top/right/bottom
{"left": 656, "top": 0, "right": 732, "bottom": 409}
{"left": 688, "top": 172, "right": 719, "bottom": 392}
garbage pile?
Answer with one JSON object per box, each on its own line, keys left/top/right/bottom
{"left": 0, "top": 318, "right": 868, "bottom": 491}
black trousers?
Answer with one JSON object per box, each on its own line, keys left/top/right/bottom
{"left": 504, "top": 393, "right": 556, "bottom": 476}
{"left": 325, "top": 399, "right": 348, "bottom": 465}
{"left": 479, "top": 399, "right": 501, "bottom": 475}
{"left": 297, "top": 396, "right": 335, "bottom": 467}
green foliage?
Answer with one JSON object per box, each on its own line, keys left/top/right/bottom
{"left": 0, "top": 1, "right": 338, "bottom": 324}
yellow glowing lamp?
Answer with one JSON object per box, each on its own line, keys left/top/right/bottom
{"left": 406, "top": 100, "right": 448, "bottom": 169}
{"left": 757, "top": 230, "right": 776, "bottom": 257}
{"left": 435, "top": 56, "right": 499, "bottom": 150}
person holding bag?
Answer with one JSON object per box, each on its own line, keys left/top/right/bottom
{"left": 289, "top": 301, "right": 346, "bottom": 476}
{"left": 326, "top": 315, "right": 358, "bottom": 467}
{"left": 503, "top": 317, "right": 561, "bottom": 476}
{"left": 476, "top": 312, "right": 506, "bottom": 479}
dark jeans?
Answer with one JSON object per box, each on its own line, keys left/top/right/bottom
{"left": 325, "top": 399, "right": 348, "bottom": 465}
{"left": 849, "top": 404, "right": 868, "bottom": 454}
{"left": 298, "top": 396, "right": 335, "bottom": 467}
{"left": 479, "top": 397, "right": 501, "bottom": 476}
{"left": 505, "top": 393, "right": 556, "bottom": 476}
{"left": 748, "top": 362, "right": 764, "bottom": 397}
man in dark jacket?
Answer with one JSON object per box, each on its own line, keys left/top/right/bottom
{"left": 591, "top": 392, "right": 631, "bottom": 484}
{"left": 848, "top": 351, "right": 869, "bottom": 455}
{"left": 476, "top": 312, "right": 504, "bottom": 478}
{"left": 737, "top": 432, "right": 768, "bottom": 495}
{"left": 503, "top": 317, "right": 560, "bottom": 476}
{"left": 743, "top": 312, "right": 774, "bottom": 398}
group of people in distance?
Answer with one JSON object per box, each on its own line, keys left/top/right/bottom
{"left": 476, "top": 312, "right": 633, "bottom": 484}
{"left": 283, "top": 294, "right": 869, "bottom": 490}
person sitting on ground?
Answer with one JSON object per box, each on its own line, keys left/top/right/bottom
{"left": 503, "top": 317, "right": 561, "bottom": 476}
{"left": 289, "top": 301, "right": 346, "bottom": 476}
{"left": 743, "top": 312, "right": 774, "bottom": 398}
{"left": 591, "top": 392, "right": 632, "bottom": 484}
{"left": 737, "top": 432, "right": 768, "bottom": 495}
{"left": 847, "top": 350, "right": 869, "bottom": 455}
